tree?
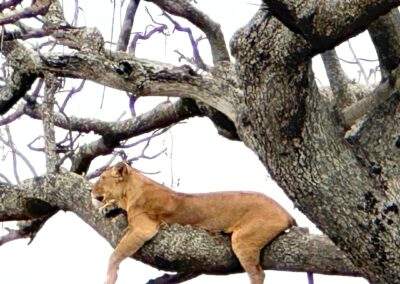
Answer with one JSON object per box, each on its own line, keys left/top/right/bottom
{"left": 0, "top": 0, "right": 399, "bottom": 283}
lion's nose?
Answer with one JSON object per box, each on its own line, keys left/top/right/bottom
{"left": 96, "top": 196, "right": 104, "bottom": 202}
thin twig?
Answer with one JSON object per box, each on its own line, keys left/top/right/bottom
{"left": 0, "top": 127, "right": 38, "bottom": 178}
{"left": 119, "top": 127, "right": 169, "bottom": 148}
{"left": 0, "top": 173, "right": 11, "bottom": 184}
{"left": 60, "top": 79, "right": 85, "bottom": 112}
{"left": 4, "top": 126, "right": 20, "bottom": 183}
{"left": 347, "top": 40, "right": 369, "bottom": 83}
{"left": 162, "top": 11, "right": 208, "bottom": 70}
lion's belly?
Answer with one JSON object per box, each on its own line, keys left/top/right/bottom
{"left": 161, "top": 191, "right": 279, "bottom": 232}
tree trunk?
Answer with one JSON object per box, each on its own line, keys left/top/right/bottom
{"left": 231, "top": 7, "right": 400, "bottom": 284}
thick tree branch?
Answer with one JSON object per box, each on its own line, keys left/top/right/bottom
{"left": 232, "top": 6, "right": 400, "bottom": 282}
{"left": 42, "top": 76, "right": 59, "bottom": 172}
{"left": 0, "top": 70, "right": 37, "bottom": 115}
{"left": 0, "top": 0, "right": 23, "bottom": 12}
{"left": 264, "top": 0, "right": 400, "bottom": 55}
{"left": 368, "top": 8, "right": 400, "bottom": 77}
{"left": 147, "top": 0, "right": 230, "bottom": 63}
{"left": 31, "top": 51, "right": 238, "bottom": 121}
{"left": 0, "top": 41, "right": 41, "bottom": 115}
{"left": 0, "top": 0, "right": 53, "bottom": 25}
{"left": 321, "top": 49, "right": 355, "bottom": 109}
{"left": 68, "top": 99, "right": 203, "bottom": 174}
{"left": 24, "top": 95, "right": 238, "bottom": 143}
{"left": 341, "top": 66, "right": 400, "bottom": 129}
{"left": 0, "top": 175, "right": 362, "bottom": 278}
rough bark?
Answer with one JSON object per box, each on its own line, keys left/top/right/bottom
{"left": 368, "top": 8, "right": 400, "bottom": 77}
{"left": 1, "top": 0, "right": 400, "bottom": 283}
{"left": 231, "top": 4, "right": 400, "bottom": 283}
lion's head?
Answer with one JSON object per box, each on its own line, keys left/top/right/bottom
{"left": 90, "top": 162, "right": 130, "bottom": 209}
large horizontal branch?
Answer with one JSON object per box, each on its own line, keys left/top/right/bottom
{"left": 264, "top": 0, "right": 400, "bottom": 54}
{"left": 0, "top": 173, "right": 362, "bottom": 278}
{"left": 25, "top": 98, "right": 199, "bottom": 137}
{"left": 33, "top": 51, "right": 238, "bottom": 122}
{"left": 147, "top": 0, "right": 230, "bottom": 64}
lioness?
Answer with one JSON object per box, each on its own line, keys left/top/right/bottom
{"left": 91, "top": 162, "right": 296, "bottom": 284}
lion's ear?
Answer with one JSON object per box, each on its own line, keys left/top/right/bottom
{"left": 113, "top": 162, "right": 129, "bottom": 178}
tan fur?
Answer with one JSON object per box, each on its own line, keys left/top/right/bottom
{"left": 91, "top": 162, "right": 296, "bottom": 284}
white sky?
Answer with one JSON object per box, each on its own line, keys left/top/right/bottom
{"left": 0, "top": 0, "right": 380, "bottom": 283}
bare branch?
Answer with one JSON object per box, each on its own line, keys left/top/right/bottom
{"left": 347, "top": 40, "right": 369, "bottom": 83}
{"left": 129, "top": 24, "right": 167, "bottom": 55}
{"left": 121, "top": 128, "right": 169, "bottom": 149}
{"left": 148, "top": 0, "right": 230, "bottom": 63}
{"left": 117, "top": 0, "right": 141, "bottom": 51}
{"left": 341, "top": 65, "right": 400, "bottom": 129}
{"left": 4, "top": 126, "right": 20, "bottom": 183}
{"left": 69, "top": 99, "right": 202, "bottom": 174}
{"left": 321, "top": 49, "right": 354, "bottom": 109}
{"left": 0, "top": 40, "right": 41, "bottom": 116}
{"left": 368, "top": 8, "right": 400, "bottom": 77}
{"left": 71, "top": 0, "right": 80, "bottom": 26}
{"left": 86, "top": 127, "right": 168, "bottom": 179}
{"left": 0, "top": 0, "right": 23, "bottom": 12}
{"left": 162, "top": 11, "right": 208, "bottom": 70}
{"left": 0, "top": 0, "right": 53, "bottom": 26}
{"left": 0, "top": 70, "right": 37, "bottom": 116}
{"left": 0, "top": 126, "right": 38, "bottom": 178}
{"left": 0, "top": 173, "right": 11, "bottom": 184}
{"left": 264, "top": 0, "right": 400, "bottom": 55}
{"left": 59, "top": 79, "right": 85, "bottom": 112}
{"left": 42, "top": 75, "right": 59, "bottom": 172}
{"left": 0, "top": 217, "right": 51, "bottom": 246}
{"left": 0, "top": 104, "right": 24, "bottom": 126}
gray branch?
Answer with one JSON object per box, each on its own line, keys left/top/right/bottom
{"left": 117, "top": 0, "right": 141, "bottom": 51}
{"left": 368, "top": 8, "right": 400, "bottom": 77}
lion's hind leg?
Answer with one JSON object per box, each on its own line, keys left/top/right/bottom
{"left": 231, "top": 217, "right": 288, "bottom": 284}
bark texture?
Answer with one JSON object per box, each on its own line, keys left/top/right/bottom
{"left": 1, "top": 1, "right": 400, "bottom": 283}
{"left": 231, "top": 4, "right": 400, "bottom": 283}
